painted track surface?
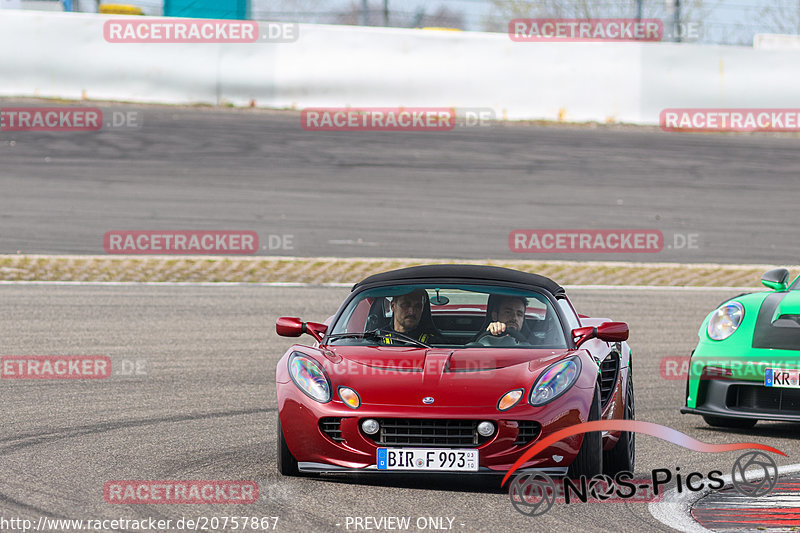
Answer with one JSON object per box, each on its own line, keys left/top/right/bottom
{"left": 1, "top": 100, "right": 799, "bottom": 263}
{"left": 1, "top": 285, "right": 797, "bottom": 533}
{"left": 692, "top": 474, "right": 800, "bottom": 531}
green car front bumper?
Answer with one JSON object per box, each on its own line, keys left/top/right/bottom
{"left": 682, "top": 289, "right": 800, "bottom": 422}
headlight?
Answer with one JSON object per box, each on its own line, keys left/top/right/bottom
{"left": 529, "top": 358, "right": 581, "bottom": 406}
{"left": 497, "top": 389, "right": 524, "bottom": 411}
{"left": 707, "top": 302, "right": 744, "bottom": 341}
{"left": 288, "top": 353, "right": 331, "bottom": 402}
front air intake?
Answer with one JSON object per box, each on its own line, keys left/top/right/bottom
{"left": 599, "top": 352, "right": 620, "bottom": 406}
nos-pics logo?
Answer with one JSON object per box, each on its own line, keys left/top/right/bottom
{"left": 509, "top": 451, "right": 779, "bottom": 516}
{"left": 500, "top": 421, "right": 783, "bottom": 517}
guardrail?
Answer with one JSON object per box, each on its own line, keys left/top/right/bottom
{"left": 2, "top": 10, "right": 799, "bottom": 125}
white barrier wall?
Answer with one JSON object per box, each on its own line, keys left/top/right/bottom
{"left": 1, "top": 10, "right": 799, "bottom": 125}
{"left": 754, "top": 33, "right": 800, "bottom": 50}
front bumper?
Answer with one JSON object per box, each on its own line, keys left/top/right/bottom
{"left": 277, "top": 384, "right": 592, "bottom": 473}
{"left": 681, "top": 377, "right": 800, "bottom": 422}
{"left": 297, "top": 462, "right": 569, "bottom": 476}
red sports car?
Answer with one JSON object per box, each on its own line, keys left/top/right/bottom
{"left": 275, "top": 265, "right": 634, "bottom": 477}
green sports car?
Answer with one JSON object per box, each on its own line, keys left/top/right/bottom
{"left": 682, "top": 268, "right": 800, "bottom": 428}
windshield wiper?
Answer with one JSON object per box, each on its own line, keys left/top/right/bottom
{"left": 324, "top": 329, "right": 430, "bottom": 349}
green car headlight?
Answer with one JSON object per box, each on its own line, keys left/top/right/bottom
{"left": 707, "top": 302, "right": 744, "bottom": 341}
{"left": 530, "top": 358, "right": 581, "bottom": 406}
{"left": 288, "top": 353, "right": 331, "bottom": 403}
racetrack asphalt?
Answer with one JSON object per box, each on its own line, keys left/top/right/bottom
{"left": 1, "top": 99, "right": 799, "bottom": 264}
{"left": 1, "top": 284, "right": 797, "bottom": 533}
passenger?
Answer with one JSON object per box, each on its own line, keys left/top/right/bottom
{"left": 381, "top": 289, "right": 439, "bottom": 345}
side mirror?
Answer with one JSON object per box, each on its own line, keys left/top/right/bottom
{"left": 596, "top": 321, "right": 629, "bottom": 342}
{"left": 572, "top": 321, "right": 629, "bottom": 348}
{"left": 761, "top": 268, "right": 789, "bottom": 292}
{"left": 276, "top": 317, "right": 328, "bottom": 342}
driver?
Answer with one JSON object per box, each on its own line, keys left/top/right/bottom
{"left": 380, "top": 289, "right": 438, "bottom": 345}
{"left": 482, "top": 295, "right": 528, "bottom": 342}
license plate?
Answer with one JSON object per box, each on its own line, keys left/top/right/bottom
{"left": 376, "top": 448, "right": 479, "bottom": 471}
{"left": 765, "top": 368, "right": 800, "bottom": 388}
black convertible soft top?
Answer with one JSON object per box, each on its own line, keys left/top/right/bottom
{"left": 352, "top": 264, "right": 565, "bottom": 296}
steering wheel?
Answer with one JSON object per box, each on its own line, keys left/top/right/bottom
{"left": 474, "top": 328, "right": 528, "bottom": 346}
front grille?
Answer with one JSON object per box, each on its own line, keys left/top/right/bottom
{"left": 320, "top": 417, "right": 345, "bottom": 442}
{"left": 364, "top": 419, "right": 489, "bottom": 447}
{"left": 727, "top": 385, "right": 800, "bottom": 414}
{"left": 599, "top": 353, "right": 620, "bottom": 406}
{"left": 515, "top": 421, "right": 542, "bottom": 445}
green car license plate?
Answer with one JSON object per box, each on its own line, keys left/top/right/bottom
{"left": 765, "top": 368, "right": 800, "bottom": 388}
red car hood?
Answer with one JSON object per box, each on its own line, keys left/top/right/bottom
{"left": 328, "top": 346, "right": 568, "bottom": 371}
{"left": 323, "top": 346, "right": 584, "bottom": 407}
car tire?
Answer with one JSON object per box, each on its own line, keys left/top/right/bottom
{"left": 702, "top": 415, "right": 757, "bottom": 429}
{"left": 568, "top": 384, "right": 603, "bottom": 478}
{"left": 603, "top": 372, "right": 634, "bottom": 474}
{"left": 277, "top": 416, "right": 300, "bottom": 476}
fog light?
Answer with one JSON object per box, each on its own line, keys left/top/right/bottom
{"left": 362, "top": 419, "right": 380, "bottom": 435}
{"left": 477, "top": 421, "right": 495, "bottom": 437}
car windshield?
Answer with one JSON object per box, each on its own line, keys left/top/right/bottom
{"left": 325, "top": 284, "right": 567, "bottom": 349}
